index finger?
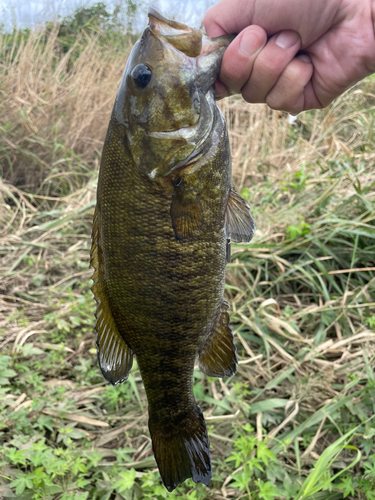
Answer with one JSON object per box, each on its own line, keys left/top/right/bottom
{"left": 203, "top": 0, "right": 326, "bottom": 42}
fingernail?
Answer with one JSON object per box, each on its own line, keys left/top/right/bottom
{"left": 275, "top": 30, "right": 300, "bottom": 49}
{"left": 239, "top": 30, "right": 263, "bottom": 57}
{"left": 297, "top": 53, "right": 312, "bottom": 64}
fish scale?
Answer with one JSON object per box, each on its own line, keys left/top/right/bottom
{"left": 91, "top": 6, "right": 255, "bottom": 491}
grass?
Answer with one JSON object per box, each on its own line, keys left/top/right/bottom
{"left": 0, "top": 23, "right": 375, "bottom": 500}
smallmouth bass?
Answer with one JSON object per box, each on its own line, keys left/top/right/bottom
{"left": 91, "top": 7, "right": 255, "bottom": 492}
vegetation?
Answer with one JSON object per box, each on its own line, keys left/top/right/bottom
{"left": 0, "top": 6, "right": 375, "bottom": 499}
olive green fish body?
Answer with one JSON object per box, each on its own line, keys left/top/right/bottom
{"left": 98, "top": 110, "right": 230, "bottom": 415}
{"left": 91, "top": 7, "right": 255, "bottom": 492}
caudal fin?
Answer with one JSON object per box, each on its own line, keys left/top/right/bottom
{"left": 149, "top": 405, "right": 211, "bottom": 492}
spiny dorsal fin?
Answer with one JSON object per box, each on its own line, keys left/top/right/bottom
{"left": 91, "top": 207, "right": 133, "bottom": 385}
{"left": 225, "top": 188, "right": 256, "bottom": 243}
{"left": 198, "top": 300, "right": 237, "bottom": 378}
{"left": 170, "top": 180, "right": 204, "bottom": 240}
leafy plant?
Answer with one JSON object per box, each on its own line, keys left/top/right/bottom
{"left": 227, "top": 424, "right": 280, "bottom": 499}
{"left": 286, "top": 221, "right": 311, "bottom": 241}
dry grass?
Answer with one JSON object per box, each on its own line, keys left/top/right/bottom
{"left": 0, "top": 27, "right": 130, "bottom": 191}
{"left": 1, "top": 26, "right": 375, "bottom": 500}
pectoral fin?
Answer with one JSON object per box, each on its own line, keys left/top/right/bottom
{"left": 198, "top": 300, "right": 237, "bottom": 378}
{"left": 170, "top": 180, "right": 204, "bottom": 240}
{"left": 225, "top": 188, "right": 256, "bottom": 243}
{"left": 91, "top": 207, "right": 133, "bottom": 385}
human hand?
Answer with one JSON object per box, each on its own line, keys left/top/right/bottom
{"left": 204, "top": 0, "right": 375, "bottom": 113}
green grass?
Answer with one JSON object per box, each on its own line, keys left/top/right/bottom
{"left": 0, "top": 28, "right": 375, "bottom": 499}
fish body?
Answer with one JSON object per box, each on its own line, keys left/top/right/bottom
{"left": 91, "top": 7, "right": 255, "bottom": 491}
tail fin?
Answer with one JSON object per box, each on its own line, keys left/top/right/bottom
{"left": 149, "top": 405, "right": 211, "bottom": 492}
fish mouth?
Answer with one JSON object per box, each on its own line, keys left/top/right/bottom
{"left": 148, "top": 5, "right": 196, "bottom": 33}
{"left": 145, "top": 6, "right": 234, "bottom": 180}
{"left": 148, "top": 5, "right": 203, "bottom": 57}
{"left": 146, "top": 32, "right": 232, "bottom": 180}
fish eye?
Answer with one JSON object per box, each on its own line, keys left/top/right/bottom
{"left": 131, "top": 64, "right": 152, "bottom": 88}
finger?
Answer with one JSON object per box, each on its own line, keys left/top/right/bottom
{"left": 218, "top": 25, "right": 267, "bottom": 97}
{"left": 203, "top": 0, "right": 334, "bottom": 45}
{"left": 241, "top": 30, "right": 301, "bottom": 103}
{"left": 265, "top": 55, "right": 314, "bottom": 113}
{"left": 302, "top": 80, "right": 324, "bottom": 110}
{"left": 214, "top": 80, "right": 230, "bottom": 101}
{"left": 204, "top": 0, "right": 255, "bottom": 37}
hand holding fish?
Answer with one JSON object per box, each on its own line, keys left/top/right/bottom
{"left": 204, "top": 0, "right": 375, "bottom": 113}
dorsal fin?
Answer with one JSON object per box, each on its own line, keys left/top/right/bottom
{"left": 225, "top": 189, "right": 256, "bottom": 243}
{"left": 90, "top": 207, "right": 133, "bottom": 385}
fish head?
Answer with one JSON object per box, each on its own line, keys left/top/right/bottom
{"left": 114, "top": 6, "right": 233, "bottom": 180}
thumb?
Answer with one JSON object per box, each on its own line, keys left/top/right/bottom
{"left": 204, "top": 0, "right": 256, "bottom": 36}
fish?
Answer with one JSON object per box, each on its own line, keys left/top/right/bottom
{"left": 90, "top": 6, "right": 255, "bottom": 492}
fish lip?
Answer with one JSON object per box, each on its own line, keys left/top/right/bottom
{"left": 148, "top": 5, "right": 190, "bottom": 31}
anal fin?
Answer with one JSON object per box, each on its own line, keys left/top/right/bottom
{"left": 198, "top": 300, "right": 237, "bottom": 378}
{"left": 90, "top": 207, "right": 133, "bottom": 385}
{"left": 225, "top": 188, "right": 256, "bottom": 243}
